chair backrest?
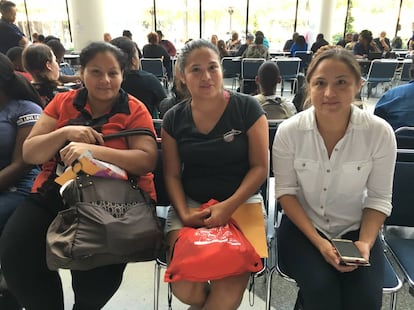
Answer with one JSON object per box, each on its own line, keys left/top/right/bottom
{"left": 261, "top": 98, "right": 290, "bottom": 120}
{"left": 385, "top": 159, "right": 414, "bottom": 227}
{"left": 366, "top": 60, "right": 399, "bottom": 82}
{"left": 241, "top": 58, "right": 265, "bottom": 80}
{"left": 293, "top": 51, "right": 313, "bottom": 71}
{"left": 275, "top": 58, "right": 301, "bottom": 80}
{"left": 221, "top": 57, "right": 241, "bottom": 79}
{"left": 395, "top": 126, "right": 414, "bottom": 149}
{"left": 400, "top": 60, "right": 412, "bottom": 82}
{"left": 140, "top": 58, "right": 165, "bottom": 77}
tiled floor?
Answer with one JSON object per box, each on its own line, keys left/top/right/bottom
{"left": 58, "top": 85, "right": 414, "bottom": 309}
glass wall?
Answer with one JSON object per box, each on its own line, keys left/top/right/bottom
{"left": 10, "top": 0, "right": 414, "bottom": 52}
{"left": 248, "top": 1, "right": 297, "bottom": 51}
{"left": 350, "top": 0, "right": 401, "bottom": 43}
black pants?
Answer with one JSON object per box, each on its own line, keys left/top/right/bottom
{"left": 0, "top": 194, "right": 126, "bottom": 310}
{"left": 278, "top": 217, "right": 384, "bottom": 310}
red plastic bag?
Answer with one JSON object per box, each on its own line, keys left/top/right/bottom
{"left": 164, "top": 200, "right": 263, "bottom": 282}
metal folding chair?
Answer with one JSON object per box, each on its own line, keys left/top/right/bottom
{"left": 140, "top": 58, "right": 168, "bottom": 89}
{"left": 382, "top": 155, "right": 414, "bottom": 307}
{"left": 240, "top": 58, "right": 265, "bottom": 93}
{"left": 398, "top": 59, "right": 412, "bottom": 84}
{"left": 362, "top": 59, "right": 399, "bottom": 99}
{"left": 275, "top": 58, "right": 301, "bottom": 96}
{"left": 221, "top": 57, "right": 241, "bottom": 90}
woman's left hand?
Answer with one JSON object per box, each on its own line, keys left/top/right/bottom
{"left": 203, "top": 202, "right": 233, "bottom": 228}
{"left": 59, "top": 142, "right": 92, "bottom": 167}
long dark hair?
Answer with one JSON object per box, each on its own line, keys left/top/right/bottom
{"left": 0, "top": 53, "right": 43, "bottom": 107}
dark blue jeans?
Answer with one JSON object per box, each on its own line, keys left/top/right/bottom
{"left": 278, "top": 217, "right": 384, "bottom": 310}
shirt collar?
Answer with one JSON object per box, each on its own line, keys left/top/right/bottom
{"left": 73, "top": 87, "right": 130, "bottom": 115}
{"left": 298, "top": 104, "right": 369, "bottom": 131}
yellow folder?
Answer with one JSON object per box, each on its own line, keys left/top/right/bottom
{"left": 232, "top": 202, "right": 268, "bottom": 258}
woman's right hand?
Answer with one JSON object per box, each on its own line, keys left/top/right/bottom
{"left": 317, "top": 238, "right": 357, "bottom": 273}
{"left": 64, "top": 126, "right": 104, "bottom": 145}
{"left": 181, "top": 208, "right": 211, "bottom": 228}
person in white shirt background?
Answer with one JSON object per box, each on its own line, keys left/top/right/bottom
{"left": 273, "top": 47, "right": 396, "bottom": 310}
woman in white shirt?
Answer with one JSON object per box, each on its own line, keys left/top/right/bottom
{"left": 273, "top": 47, "right": 396, "bottom": 310}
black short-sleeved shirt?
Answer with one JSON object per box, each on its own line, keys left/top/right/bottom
{"left": 122, "top": 70, "right": 167, "bottom": 117}
{"left": 162, "top": 92, "right": 264, "bottom": 203}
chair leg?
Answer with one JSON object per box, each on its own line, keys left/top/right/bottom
{"left": 390, "top": 292, "right": 397, "bottom": 310}
{"left": 265, "top": 267, "right": 276, "bottom": 310}
{"left": 153, "top": 262, "right": 161, "bottom": 310}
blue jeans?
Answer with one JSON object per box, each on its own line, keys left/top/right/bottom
{"left": 0, "top": 168, "right": 39, "bottom": 233}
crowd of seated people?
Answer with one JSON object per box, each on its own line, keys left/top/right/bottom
{"left": 2, "top": 15, "right": 414, "bottom": 308}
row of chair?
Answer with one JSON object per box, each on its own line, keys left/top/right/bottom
{"left": 152, "top": 120, "right": 414, "bottom": 310}
{"left": 221, "top": 57, "right": 302, "bottom": 96}
{"left": 361, "top": 59, "right": 412, "bottom": 99}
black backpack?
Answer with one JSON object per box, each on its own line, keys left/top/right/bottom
{"left": 261, "top": 97, "right": 290, "bottom": 120}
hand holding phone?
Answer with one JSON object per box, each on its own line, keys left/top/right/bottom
{"left": 331, "top": 238, "right": 371, "bottom": 267}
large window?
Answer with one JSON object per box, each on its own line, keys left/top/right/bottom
{"left": 12, "top": 0, "right": 414, "bottom": 52}
{"left": 351, "top": 0, "right": 401, "bottom": 42}
{"left": 249, "top": 1, "right": 297, "bottom": 51}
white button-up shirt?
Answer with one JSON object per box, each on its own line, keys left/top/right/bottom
{"left": 273, "top": 105, "right": 396, "bottom": 239}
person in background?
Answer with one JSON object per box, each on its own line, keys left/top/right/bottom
{"left": 255, "top": 30, "right": 269, "bottom": 49}
{"left": 374, "top": 31, "right": 391, "bottom": 53}
{"left": 45, "top": 39, "right": 81, "bottom": 84}
{"left": 0, "top": 41, "right": 157, "bottom": 310}
{"left": 123, "top": 29, "right": 142, "bottom": 59}
{"left": 283, "top": 32, "right": 299, "bottom": 52}
{"left": 22, "top": 43, "right": 68, "bottom": 106}
{"left": 345, "top": 33, "right": 359, "bottom": 51}
{"left": 162, "top": 39, "right": 268, "bottom": 310}
{"left": 103, "top": 32, "right": 112, "bottom": 43}
{"left": 374, "top": 56, "right": 414, "bottom": 130}
{"left": 336, "top": 32, "right": 353, "bottom": 48}
{"left": 254, "top": 60, "right": 297, "bottom": 119}
{"left": 290, "top": 35, "right": 308, "bottom": 57}
{"left": 157, "top": 30, "right": 177, "bottom": 57}
{"left": 273, "top": 47, "right": 396, "bottom": 310}
{"left": 391, "top": 24, "right": 403, "bottom": 49}
{"left": 310, "top": 33, "right": 329, "bottom": 54}
{"left": 210, "top": 34, "right": 218, "bottom": 47}
{"left": 353, "top": 29, "right": 380, "bottom": 59}
{"left": 241, "top": 34, "right": 270, "bottom": 59}
{"left": 6, "top": 46, "right": 32, "bottom": 81}
{"left": 235, "top": 33, "right": 254, "bottom": 57}
{"left": 143, "top": 31, "right": 172, "bottom": 80}
{"left": 0, "top": 49, "right": 42, "bottom": 310}
{"left": 0, "top": 52, "right": 42, "bottom": 234}
{"left": 217, "top": 39, "right": 229, "bottom": 59}
{"left": 0, "top": 1, "right": 28, "bottom": 54}
{"left": 226, "top": 31, "right": 241, "bottom": 54}
{"left": 110, "top": 36, "right": 167, "bottom": 118}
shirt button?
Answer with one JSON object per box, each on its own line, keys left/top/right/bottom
{"left": 357, "top": 166, "right": 361, "bottom": 171}
{"left": 334, "top": 148, "right": 339, "bottom": 151}
{"left": 320, "top": 205, "right": 324, "bottom": 209}
{"left": 302, "top": 163, "right": 306, "bottom": 167}
{"left": 323, "top": 188, "right": 327, "bottom": 191}
{"left": 326, "top": 218, "right": 330, "bottom": 223}
{"left": 326, "top": 169, "right": 330, "bottom": 173}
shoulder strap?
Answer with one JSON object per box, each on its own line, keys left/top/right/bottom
{"left": 262, "top": 97, "right": 282, "bottom": 106}
{"left": 103, "top": 128, "right": 156, "bottom": 141}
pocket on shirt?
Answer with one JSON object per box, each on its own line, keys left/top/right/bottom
{"left": 337, "top": 160, "right": 373, "bottom": 193}
{"left": 293, "top": 159, "right": 320, "bottom": 193}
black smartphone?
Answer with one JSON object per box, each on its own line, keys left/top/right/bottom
{"left": 331, "top": 238, "right": 371, "bottom": 266}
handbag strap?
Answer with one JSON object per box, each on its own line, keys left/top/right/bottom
{"left": 103, "top": 128, "right": 156, "bottom": 141}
